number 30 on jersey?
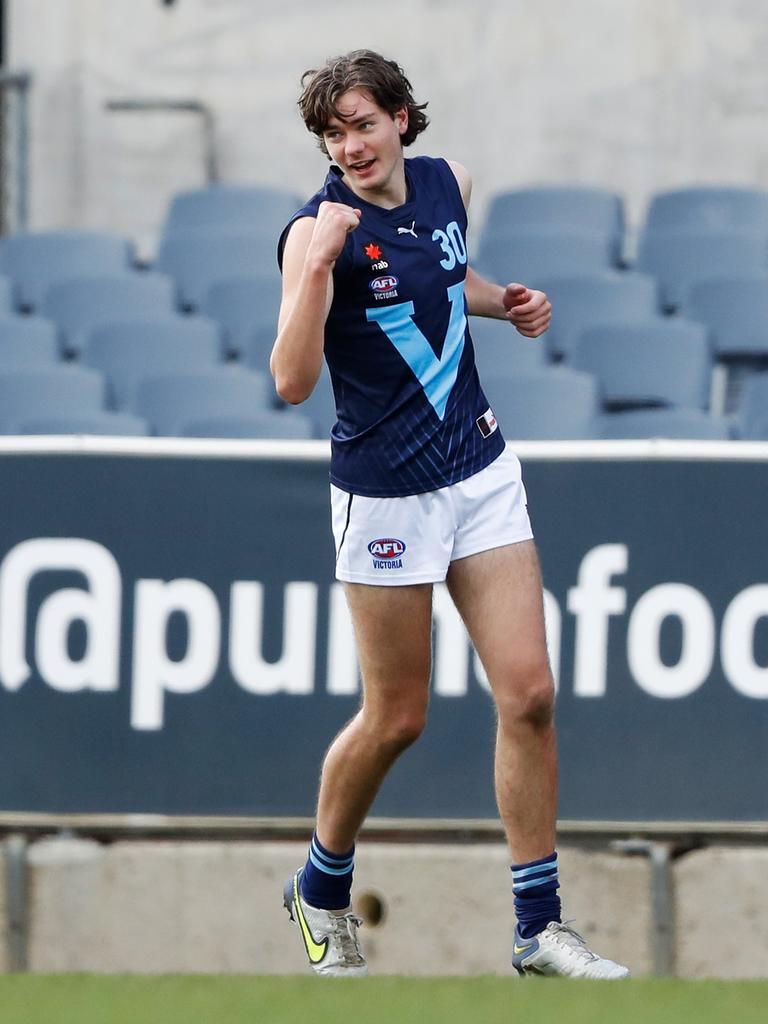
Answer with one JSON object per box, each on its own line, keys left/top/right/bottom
{"left": 432, "top": 221, "right": 467, "bottom": 270}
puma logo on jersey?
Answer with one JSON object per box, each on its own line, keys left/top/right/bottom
{"left": 397, "top": 220, "right": 418, "bottom": 238}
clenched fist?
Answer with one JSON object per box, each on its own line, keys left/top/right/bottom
{"left": 308, "top": 200, "right": 362, "bottom": 266}
{"left": 503, "top": 283, "right": 552, "bottom": 338}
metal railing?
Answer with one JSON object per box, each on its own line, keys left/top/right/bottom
{"left": 104, "top": 97, "right": 219, "bottom": 184}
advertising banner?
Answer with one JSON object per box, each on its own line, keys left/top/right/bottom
{"left": 0, "top": 441, "right": 765, "bottom": 823}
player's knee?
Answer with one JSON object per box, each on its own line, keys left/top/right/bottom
{"left": 496, "top": 665, "right": 555, "bottom": 730}
{"left": 364, "top": 705, "right": 427, "bottom": 754}
{"left": 384, "top": 706, "right": 428, "bottom": 752}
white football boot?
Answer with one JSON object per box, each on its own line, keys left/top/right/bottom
{"left": 512, "top": 921, "right": 630, "bottom": 979}
{"left": 283, "top": 870, "right": 368, "bottom": 977}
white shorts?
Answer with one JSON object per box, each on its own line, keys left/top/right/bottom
{"left": 330, "top": 447, "right": 533, "bottom": 586}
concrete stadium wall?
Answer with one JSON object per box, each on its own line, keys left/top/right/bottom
{"left": 7, "top": 0, "right": 768, "bottom": 253}
{"left": 0, "top": 835, "right": 751, "bottom": 978}
{"left": 24, "top": 838, "right": 650, "bottom": 975}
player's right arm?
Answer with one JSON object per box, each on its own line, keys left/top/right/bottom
{"left": 270, "top": 201, "right": 360, "bottom": 404}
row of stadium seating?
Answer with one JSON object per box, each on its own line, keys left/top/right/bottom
{"left": 0, "top": 183, "right": 764, "bottom": 439}
{"left": 1, "top": 360, "right": 767, "bottom": 439}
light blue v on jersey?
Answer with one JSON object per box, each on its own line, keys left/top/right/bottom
{"left": 278, "top": 156, "right": 505, "bottom": 497}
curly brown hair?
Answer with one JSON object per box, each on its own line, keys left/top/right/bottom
{"left": 298, "top": 50, "right": 429, "bottom": 157}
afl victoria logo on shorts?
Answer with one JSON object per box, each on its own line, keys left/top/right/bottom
{"left": 368, "top": 537, "right": 406, "bottom": 570}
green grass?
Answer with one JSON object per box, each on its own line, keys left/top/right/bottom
{"left": 0, "top": 976, "right": 767, "bottom": 1024}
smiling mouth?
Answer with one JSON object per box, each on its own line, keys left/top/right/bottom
{"left": 349, "top": 159, "right": 375, "bottom": 173}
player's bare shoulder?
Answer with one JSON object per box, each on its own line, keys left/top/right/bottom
{"left": 446, "top": 160, "right": 473, "bottom": 211}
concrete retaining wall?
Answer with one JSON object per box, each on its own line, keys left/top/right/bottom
{"left": 13, "top": 837, "right": 768, "bottom": 977}
{"left": 675, "top": 847, "right": 768, "bottom": 980}
{"left": 24, "top": 838, "right": 647, "bottom": 976}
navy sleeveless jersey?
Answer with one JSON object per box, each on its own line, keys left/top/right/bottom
{"left": 277, "top": 156, "right": 505, "bottom": 497}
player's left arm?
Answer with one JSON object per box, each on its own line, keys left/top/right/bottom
{"left": 447, "top": 160, "right": 552, "bottom": 338}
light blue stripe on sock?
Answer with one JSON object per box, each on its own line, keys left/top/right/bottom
{"left": 512, "top": 859, "right": 558, "bottom": 881}
{"left": 310, "top": 840, "right": 354, "bottom": 872}
{"left": 308, "top": 849, "right": 354, "bottom": 876}
{"left": 513, "top": 872, "right": 559, "bottom": 892}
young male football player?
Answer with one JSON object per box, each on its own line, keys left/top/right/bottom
{"left": 272, "top": 49, "right": 629, "bottom": 980}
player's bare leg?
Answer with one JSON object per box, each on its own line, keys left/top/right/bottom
{"left": 447, "top": 539, "right": 629, "bottom": 978}
{"left": 316, "top": 581, "right": 434, "bottom": 851}
{"left": 447, "top": 539, "right": 556, "bottom": 863}
{"left": 284, "top": 581, "right": 433, "bottom": 976}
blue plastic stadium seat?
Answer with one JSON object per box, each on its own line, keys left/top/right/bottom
{"left": 0, "top": 231, "right": 134, "bottom": 311}
{"left": 202, "top": 275, "right": 282, "bottom": 357}
{"left": 241, "top": 319, "right": 280, "bottom": 379}
{"left": 163, "top": 185, "right": 302, "bottom": 237}
{"left": 0, "top": 275, "right": 17, "bottom": 313}
{"left": 83, "top": 317, "right": 223, "bottom": 409}
{"left": 182, "top": 411, "right": 314, "bottom": 439}
{"left": 18, "top": 412, "right": 149, "bottom": 436}
{"left": 635, "top": 231, "right": 767, "bottom": 311}
{"left": 156, "top": 231, "right": 281, "bottom": 310}
{"left": 474, "top": 232, "right": 615, "bottom": 287}
{"left": 735, "top": 373, "right": 768, "bottom": 439}
{"left": 292, "top": 367, "right": 337, "bottom": 439}
{"left": 469, "top": 316, "right": 548, "bottom": 379}
{"left": 482, "top": 367, "right": 599, "bottom": 440}
{"left": 0, "top": 317, "right": 60, "bottom": 368}
{"left": 132, "top": 366, "right": 271, "bottom": 436}
{"left": 681, "top": 276, "right": 768, "bottom": 359}
{"left": 570, "top": 320, "right": 712, "bottom": 410}
{"left": 598, "top": 408, "right": 732, "bottom": 440}
{"left": 0, "top": 366, "right": 105, "bottom": 432}
{"left": 480, "top": 187, "right": 625, "bottom": 265}
{"left": 536, "top": 272, "right": 660, "bottom": 361}
{"left": 42, "top": 273, "right": 177, "bottom": 357}
{"left": 644, "top": 187, "right": 768, "bottom": 234}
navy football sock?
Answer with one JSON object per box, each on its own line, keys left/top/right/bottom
{"left": 299, "top": 832, "right": 355, "bottom": 910}
{"left": 512, "top": 851, "right": 562, "bottom": 939}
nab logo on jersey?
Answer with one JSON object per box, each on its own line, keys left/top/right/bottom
{"left": 368, "top": 537, "right": 406, "bottom": 570}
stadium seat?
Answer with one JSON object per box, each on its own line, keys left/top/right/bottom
{"left": 538, "top": 272, "right": 660, "bottom": 360}
{"left": 163, "top": 185, "right": 302, "bottom": 237}
{"left": 598, "top": 408, "right": 732, "bottom": 440}
{"left": 0, "top": 231, "right": 134, "bottom": 311}
{"left": 42, "top": 273, "right": 178, "bottom": 357}
{"left": 202, "top": 275, "right": 282, "bottom": 357}
{"left": 182, "top": 411, "right": 314, "bottom": 439}
{"left": 474, "top": 232, "right": 615, "bottom": 287}
{"left": 241, "top": 319, "right": 280, "bottom": 378}
{"left": 294, "top": 367, "right": 338, "bottom": 439}
{"left": 480, "top": 186, "right": 625, "bottom": 265}
{"left": 469, "top": 316, "right": 548, "bottom": 378}
{"left": 681, "top": 276, "right": 768, "bottom": 359}
{"left": 0, "top": 366, "right": 105, "bottom": 432}
{"left": 156, "top": 231, "right": 280, "bottom": 310}
{"left": 18, "top": 412, "right": 149, "bottom": 436}
{"left": 635, "top": 230, "right": 767, "bottom": 311}
{"left": 0, "top": 275, "right": 16, "bottom": 313}
{"left": 132, "top": 366, "right": 272, "bottom": 436}
{"left": 83, "top": 317, "right": 223, "bottom": 409}
{"left": 0, "top": 317, "right": 60, "bottom": 368}
{"left": 482, "top": 367, "right": 599, "bottom": 440}
{"left": 644, "top": 187, "right": 768, "bottom": 234}
{"left": 570, "top": 320, "right": 712, "bottom": 410}
{"left": 735, "top": 373, "right": 768, "bottom": 439}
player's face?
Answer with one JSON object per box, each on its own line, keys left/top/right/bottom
{"left": 322, "top": 89, "right": 408, "bottom": 204}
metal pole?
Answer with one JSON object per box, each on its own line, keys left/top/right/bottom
{"left": 613, "top": 838, "right": 675, "bottom": 976}
{"left": 4, "top": 835, "right": 29, "bottom": 972}
{"left": 0, "top": 71, "right": 32, "bottom": 233}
